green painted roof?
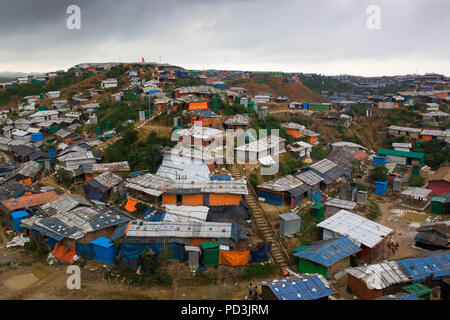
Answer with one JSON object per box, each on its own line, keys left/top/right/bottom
{"left": 293, "top": 245, "right": 311, "bottom": 253}
{"left": 432, "top": 197, "right": 446, "bottom": 203}
{"left": 200, "top": 241, "right": 219, "bottom": 250}
{"left": 378, "top": 149, "right": 424, "bottom": 160}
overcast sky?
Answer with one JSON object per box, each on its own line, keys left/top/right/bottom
{"left": 1, "top": 0, "right": 449, "bottom": 76}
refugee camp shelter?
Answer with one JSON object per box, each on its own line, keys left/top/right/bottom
{"left": 82, "top": 172, "right": 123, "bottom": 202}
{"left": 257, "top": 175, "right": 309, "bottom": 208}
{"left": 0, "top": 191, "right": 59, "bottom": 215}
{"left": 400, "top": 187, "right": 432, "bottom": 210}
{"left": 224, "top": 114, "right": 250, "bottom": 131}
{"left": 235, "top": 135, "right": 286, "bottom": 164}
{"left": 377, "top": 149, "right": 424, "bottom": 165}
{"left": 375, "top": 293, "right": 420, "bottom": 300}
{"left": 201, "top": 241, "right": 220, "bottom": 266}
{"left": 324, "top": 198, "right": 357, "bottom": 215}
{"left": 186, "top": 109, "right": 220, "bottom": 126}
{"left": 427, "top": 167, "right": 450, "bottom": 195}
{"left": 258, "top": 275, "right": 335, "bottom": 300}
{"left": 90, "top": 237, "right": 118, "bottom": 264}
{"left": 279, "top": 213, "right": 301, "bottom": 236}
{"left": 345, "top": 261, "right": 411, "bottom": 300}
{"left": 293, "top": 237, "right": 361, "bottom": 279}
{"left": 317, "top": 210, "right": 393, "bottom": 263}
{"left": 185, "top": 245, "right": 201, "bottom": 269}
{"left": 11, "top": 210, "right": 29, "bottom": 231}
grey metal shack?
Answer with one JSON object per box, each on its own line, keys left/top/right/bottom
{"left": 279, "top": 213, "right": 301, "bottom": 236}
{"left": 185, "top": 246, "right": 201, "bottom": 269}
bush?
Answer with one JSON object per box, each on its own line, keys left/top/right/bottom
{"left": 370, "top": 165, "right": 388, "bottom": 182}
{"left": 408, "top": 174, "right": 425, "bottom": 187}
{"left": 249, "top": 173, "right": 259, "bottom": 188}
{"left": 241, "top": 263, "right": 278, "bottom": 280}
{"left": 24, "top": 241, "right": 37, "bottom": 252}
{"left": 312, "top": 145, "right": 329, "bottom": 160}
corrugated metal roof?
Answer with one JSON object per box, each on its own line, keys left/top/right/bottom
{"left": 401, "top": 187, "right": 432, "bottom": 199}
{"left": 34, "top": 206, "right": 130, "bottom": 240}
{"left": 317, "top": 210, "right": 393, "bottom": 248}
{"left": 296, "top": 170, "right": 324, "bottom": 186}
{"left": 325, "top": 198, "right": 357, "bottom": 210}
{"left": 125, "top": 221, "right": 234, "bottom": 239}
{"left": 258, "top": 275, "right": 335, "bottom": 300}
{"left": 94, "top": 172, "right": 123, "bottom": 189}
{"left": 157, "top": 156, "right": 210, "bottom": 181}
{"left": 293, "top": 237, "right": 361, "bottom": 267}
{"left": 257, "top": 175, "right": 304, "bottom": 192}
{"left": 41, "top": 193, "right": 91, "bottom": 215}
{"left": 345, "top": 261, "right": 410, "bottom": 290}
{"left": 235, "top": 135, "right": 285, "bottom": 153}
{"left": 310, "top": 159, "right": 337, "bottom": 174}
{"left": 224, "top": 114, "right": 250, "bottom": 126}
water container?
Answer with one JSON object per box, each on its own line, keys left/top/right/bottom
{"left": 48, "top": 149, "right": 57, "bottom": 157}
{"left": 96, "top": 126, "right": 101, "bottom": 135}
{"left": 105, "top": 122, "right": 111, "bottom": 131}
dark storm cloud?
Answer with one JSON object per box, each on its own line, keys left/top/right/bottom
{"left": 0, "top": 0, "right": 449, "bottom": 75}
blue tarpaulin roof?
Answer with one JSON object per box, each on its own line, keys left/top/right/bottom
{"left": 31, "top": 224, "right": 64, "bottom": 241}
{"left": 259, "top": 275, "right": 335, "bottom": 300}
{"left": 11, "top": 210, "right": 29, "bottom": 219}
{"left": 293, "top": 237, "right": 361, "bottom": 267}
{"left": 90, "top": 237, "right": 114, "bottom": 248}
{"left": 397, "top": 252, "right": 450, "bottom": 281}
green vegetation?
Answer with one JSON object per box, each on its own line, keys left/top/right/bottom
{"left": 241, "top": 263, "right": 278, "bottom": 280}
{"left": 385, "top": 134, "right": 406, "bottom": 148}
{"left": 24, "top": 241, "right": 50, "bottom": 256}
{"left": 341, "top": 134, "right": 363, "bottom": 145}
{"left": 311, "top": 145, "right": 330, "bottom": 160}
{"left": 222, "top": 103, "right": 255, "bottom": 116}
{"left": 408, "top": 174, "right": 425, "bottom": 187}
{"left": 106, "top": 65, "right": 130, "bottom": 79}
{"left": 57, "top": 169, "right": 72, "bottom": 188}
{"left": 419, "top": 139, "right": 450, "bottom": 170}
{"left": 279, "top": 154, "right": 304, "bottom": 176}
{"left": 95, "top": 100, "right": 142, "bottom": 132}
{"left": 385, "top": 110, "right": 416, "bottom": 126}
{"left": 104, "top": 127, "right": 175, "bottom": 171}
{"left": 45, "top": 70, "right": 89, "bottom": 91}
{"left": 298, "top": 210, "right": 322, "bottom": 243}
{"left": 366, "top": 200, "right": 381, "bottom": 221}
{"left": 249, "top": 173, "right": 259, "bottom": 188}
{"left": 370, "top": 165, "right": 388, "bottom": 182}
{"left": 290, "top": 117, "right": 313, "bottom": 127}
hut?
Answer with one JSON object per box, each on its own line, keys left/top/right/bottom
{"left": 414, "top": 222, "right": 449, "bottom": 250}
{"left": 235, "top": 135, "right": 286, "bottom": 164}
{"left": 317, "top": 210, "right": 393, "bottom": 263}
{"left": 400, "top": 187, "right": 432, "bottom": 210}
{"left": 257, "top": 175, "right": 309, "bottom": 208}
{"left": 427, "top": 167, "right": 450, "bottom": 195}
{"left": 324, "top": 198, "right": 357, "bottom": 216}
{"left": 345, "top": 261, "right": 410, "bottom": 300}
{"left": 279, "top": 213, "right": 301, "bottom": 236}
{"left": 82, "top": 172, "right": 123, "bottom": 202}
{"left": 293, "top": 237, "right": 361, "bottom": 279}
{"left": 186, "top": 109, "right": 220, "bottom": 127}
{"left": 90, "top": 237, "right": 118, "bottom": 264}
{"left": 223, "top": 114, "right": 250, "bottom": 131}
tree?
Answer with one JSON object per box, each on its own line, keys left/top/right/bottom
{"left": 421, "top": 139, "right": 450, "bottom": 170}
{"left": 370, "top": 165, "right": 388, "bottom": 182}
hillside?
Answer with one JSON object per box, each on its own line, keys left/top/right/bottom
{"left": 229, "top": 76, "right": 327, "bottom": 102}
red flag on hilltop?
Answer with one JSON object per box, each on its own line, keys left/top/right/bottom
{"left": 142, "top": 57, "right": 145, "bottom": 62}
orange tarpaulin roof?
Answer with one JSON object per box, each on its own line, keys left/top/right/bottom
{"left": 189, "top": 238, "right": 216, "bottom": 247}
{"left": 219, "top": 250, "right": 250, "bottom": 267}
{"left": 125, "top": 198, "right": 138, "bottom": 212}
{"left": 52, "top": 243, "right": 76, "bottom": 263}
{"left": 0, "top": 191, "right": 59, "bottom": 212}
{"left": 19, "top": 178, "right": 32, "bottom": 184}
